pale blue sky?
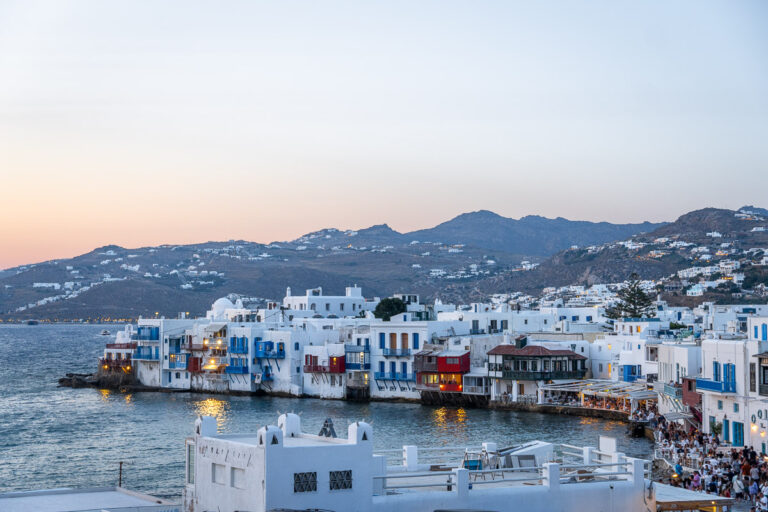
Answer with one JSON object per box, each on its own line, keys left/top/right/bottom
{"left": 1, "top": 1, "right": 767, "bottom": 266}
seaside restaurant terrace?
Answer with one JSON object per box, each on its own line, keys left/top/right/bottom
{"left": 538, "top": 380, "right": 658, "bottom": 415}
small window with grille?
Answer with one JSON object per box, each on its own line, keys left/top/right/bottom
{"left": 293, "top": 472, "right": 317, "bottom": 493}
{"left": 329, "top": 470, "right": 352, "bottom": 490}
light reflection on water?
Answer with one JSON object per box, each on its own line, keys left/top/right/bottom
{"left": 194, "top": 397, "right": 229, "bottom": 430}
{"left": 0, "top": 324, "right": 653, "bottom": 499}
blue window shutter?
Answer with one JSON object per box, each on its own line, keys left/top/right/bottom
{"left": 763, "top": 324, "right": 768, "bottom": 341}
{"left": 413, "top": 333, "right": 419, "bottom": 350}
{"left": 379, "top": 333, "right": 385, "bottom": 349}
{"left": 756, "top": 326, "right": 760, "bottom": 339}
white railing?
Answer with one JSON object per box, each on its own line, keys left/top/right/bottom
{"left": 374, "top": 459, "right": 641, "bottom": 494}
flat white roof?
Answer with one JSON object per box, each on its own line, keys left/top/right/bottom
{"left": 0, "top": 487, "right": 177, "bottom": 512}
{"left": 218, "top": 433, "right": 350, "bottom": 447}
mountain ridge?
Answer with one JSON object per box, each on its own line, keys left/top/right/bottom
{"left": 3, "top": 206, "right": 764, "bottom": 320}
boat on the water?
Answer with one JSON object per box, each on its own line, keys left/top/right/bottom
{"left": 25, "top": 320, "right": 39, "bottom": 325}
{"left": 100, "top": 329, "right": 111, "bottom": 336}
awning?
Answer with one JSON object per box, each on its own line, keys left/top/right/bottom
{"left": 655, "top": 482, "right": 733, "bottom": 510}
{"left": 204, "top": 322, "right": 227, "bottom": 333}
{"left": 663, "top": 411, "right": 693, "bottom": 422}
{"left": 628, "top": 390, "right": 659, "bottom": 400}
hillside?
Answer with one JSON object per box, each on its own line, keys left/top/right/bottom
{"left": 0, "top": 210, "right": 667, "bottom": 320}
{"left": 462, "top": 207, "right": 768, "bottom": 296}
{"left": 5, "top": 207, "right": 767, "bottom": 320}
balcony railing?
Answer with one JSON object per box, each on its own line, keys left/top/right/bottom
{"left": 759, "top": 384, "right": 768, "bottom": 397}
{"left": 105, "top": 342, "right": 137, "bottom": 350}
{"left": 413, "top": 362, "right": 438, "bottom": 373}
{"left": 304, "top": 364, "right": 330, "bottom": 373}
{"left": 696, "top": 378, "right": 736, "bottom": 393}
{"left": 229, "top": 343, "right": 248, "bottom": 354}
{"left": 225, "top": 365, "right": 249, "bottom": 374}
{"left": 345, "top": 345, "right": 370, "bottom": 353}
{"left": 663, "top": 384, "right": 683, "bottom": 399}
{"left": 375, "top": 372, "right": 397, "bottom": 380}
{"left": 130, "top": 334, "right": 160, "bottom": 342}
{"left": 345, "top": 362, "right": 371, "bottom": 370}
{"left": 168, "top": 359, "right": 187, "bottom": 370}
{"left": 383, "top": 348, "right": 411, "bottom": 357}
{"left": 132, "top": 348, "right": 159, "bottom": 361}
{"left": 255, "top": 348, "right": 285, "bottom": 359}
{"left": 463, "top": 385, "right": 490, "bottom": 395}
{"left": 501, "top": 370, "right": 586, "bottom": 381}
{"left": 395, "top": 373, "right": 415, "bottom": 381}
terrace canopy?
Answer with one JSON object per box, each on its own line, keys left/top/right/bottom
{"left": 538, "top": 379, "right": 657, "bottom": 409}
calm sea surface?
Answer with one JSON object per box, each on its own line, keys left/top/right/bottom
{"left": 0, "top": 324, "right": 653, "bottom": 499}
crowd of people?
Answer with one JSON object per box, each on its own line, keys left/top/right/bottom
{"left": 630, "top": 403, "right": 658, "bottom": 422}
{"left": 655, "top": 417, "right": 768, "bottom": 509}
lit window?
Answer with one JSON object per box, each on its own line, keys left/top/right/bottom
{"left": 294, "top": 472, "right": 317, "bottom": 493}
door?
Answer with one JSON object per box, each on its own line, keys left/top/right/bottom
{"left": 389, "top": 333, "right": 397, "bottom": 350}
{"left": 401, "top": 333, "right": 409, "bottom": 350}
{"left": 379, "top": 361, "right": 384, "bottom": 375}
{"left": 733, "top": 422, "right": 744, "bottom": 447}
{"left": 401, "top": 362, "right": 408, "bottom": 379}
{"left": 389, "top": 361, "right": 396, "bottom": 377}
{"left": 724, "top": 419, "right": 730, "bottom": 442}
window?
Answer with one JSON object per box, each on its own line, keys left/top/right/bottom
{"left": 325, "top": 303, "right": 330, "bottom": 311}
{"left": 379, "top": 333, "right": 385, "bottom": 349}
{"left": 413, "top": 333, "right": 419, "bottom": 350}
{"left": 294, "top": 472, "right": 317, "bottom": 493}
{"left": 186, "top": 443, "right": 195, "bottom": 485}
{"left": 330, "top": 470, "right": 352, "bottom": 490}
{"left": 294, "top": 342, "right": 299, "bottom": 351}
{"left": 751, "top": 363, "right": 757, "bottom": 393}
{"left": 734, "top": 403, "right": 739, "bottom": 413}
{"left": 231, "top": 467, "right": 245, "bottom": 489}
{"left": 718, "top": 400, "right": 723, "bottom": 410}
{"left": 599, "top": 363, "right": 603, "bottom": 372}
{"left": 212, "top": 463, "right": 226, "bottom": 484}
{"left": 340, "top": 303, "right": 344, "bottom": 311}
{"left": 176, "top": 372, "right": 181, "bottom": 379}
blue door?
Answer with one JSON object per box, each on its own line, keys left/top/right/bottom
{"left": 389, "top": 361, "right": 396, "bottom": 377}
{"left": 401, "top": 362, "right": 408, "bottom": 379}
{"left": 733, "top": 422, "right": 744, "bottom": 447}
{"left": 724, "top": 419, "right": 730, "bottom": 442}
{"left": 378, "top": 361, "right": 384, "bottom": 375}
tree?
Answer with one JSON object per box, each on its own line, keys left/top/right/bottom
{"left": 604, "top": 273, "right": 655, "bottom": 320}
{"left": 374, "top": 297, "right": 407, "bottom": 321}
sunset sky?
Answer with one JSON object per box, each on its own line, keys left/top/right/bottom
{"left": 1, "top": 1, "right": 767, "bottom": 269}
